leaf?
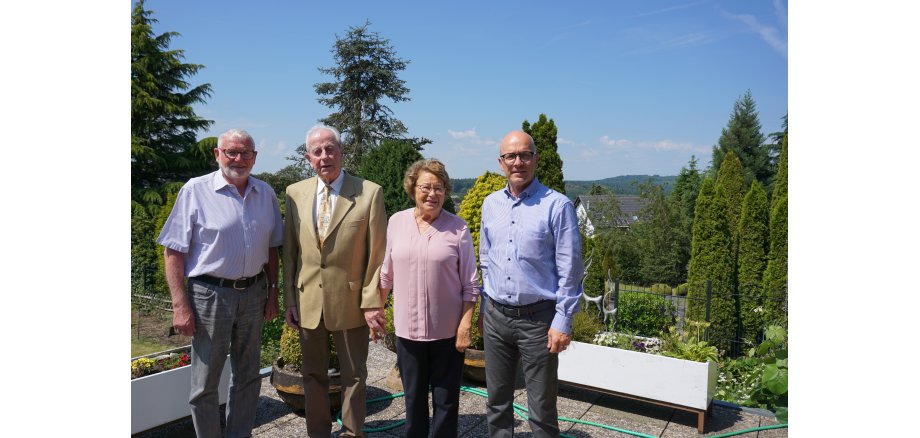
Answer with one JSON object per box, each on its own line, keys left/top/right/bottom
{"left": 765, "top": 368, "right": 787, "bottom": 395}
{"left": 762, "top": 363, "right": 779, "bottom": 382}
{"left": 773, "top": 406, "right": 788, "bottom": 423}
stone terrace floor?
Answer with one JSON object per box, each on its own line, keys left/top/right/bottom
{"left": 134, "top": 342, "right": 787, "bottom": 437}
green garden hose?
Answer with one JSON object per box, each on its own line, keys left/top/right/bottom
{"left": 335, "top": 385, "right": 789, "bottom": 436}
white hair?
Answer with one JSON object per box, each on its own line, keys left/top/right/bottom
{"left": 218, "top": 129, "right": 255, "bottom": 149}
{"left": 305, "top": 124, "right": 342, "bottom": 146}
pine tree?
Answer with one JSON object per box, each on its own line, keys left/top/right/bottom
{"left": 457, "top": 171, "right": 507, "bottom": 262}
{"left": 687, "top": 178, "right": 736, "bottom": 351}
{"left": 715, "top": 151, "right": 745, "bottom": 302}
{"left": 131, "top": 0, "right": 214, "bottom": 199}
{"left": 522, "top": 114, "right": 565, "bottom": 194}
{"left": 711, "top": 90, "right": 769, "bottom": 189}
{"left": 310, "top": 21, "right": 429, "bottom": 173}
{"left": 737, "top": 181, "right": 770, "bottom": 338}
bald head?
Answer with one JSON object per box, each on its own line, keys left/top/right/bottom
{"left": 500, "top": 130, "right": 535, "bottom": 153}
{"left": 498, "top": 130, "right": 538, "bottom": 197}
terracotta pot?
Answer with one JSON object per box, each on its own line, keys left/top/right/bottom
{"left": 270, "top": 357, "right": 342, "bottom": 413}
{"left": 462, "top": 348, "right": 487, "bottom": 383}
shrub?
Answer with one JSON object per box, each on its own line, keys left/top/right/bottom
{"left": 279, "top": 325, "right": 302, "bottom": 370}
{"left": 649, "top": 283, "right": 672, "bottom": 295}
{"left": 570, "top": 310, "right": 604, "bottom": 344}
{"left": 615, "top": 291, "right": 676, "bottom": 337}
{"left": 675, "top": 283, "right": 689, "bottom": 296}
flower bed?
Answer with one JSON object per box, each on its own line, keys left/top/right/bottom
{"left": 130, "top": 346, "right": 231, "bottom": 434}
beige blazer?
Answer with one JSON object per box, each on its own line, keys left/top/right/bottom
{"left": 282, "top": 174, "right": 387, "bottom": 331}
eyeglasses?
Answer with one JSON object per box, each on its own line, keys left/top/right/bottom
{"left": 499, "top": 151, "right": 535, "bottom": 164}
{"left": 219, "top": 148, "right": 257, "bottom": 160}
{"left": 416, "top": 185, "right": 446, "bottom": 195}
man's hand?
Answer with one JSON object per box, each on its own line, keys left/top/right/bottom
{"left": 172, "top": 304, "right": 196, "bottom": 336}
{"left": 284, "top": 306, "right": 300, "bottom": 329}
{"left": 264, "top": 298, "right": 279, "bottom": 321}
{"left": 364, "top": 308, "right": 387, "bottom": 342}
{"left": 456, "top": 322, "right": 472, "bottom": 352}
{"left": 547, "top": 328, "right": 571, "bottom": 354}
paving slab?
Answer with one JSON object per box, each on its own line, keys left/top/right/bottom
{"left": 133, "top": 341, "right": 787, "bottom": 438}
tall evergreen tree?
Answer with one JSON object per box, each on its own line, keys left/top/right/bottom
{"left": 522, "top": 114, "right": 565, "bottom": 194}
{"left": 716, "top": 150, "right": 745, "bottom": 300}
{"left": 457, "top": 171, "right": 507, "bottom": 263}
{"left": 687, "top": 178, "right": 736, "bottom": 352}
{"left": 668, "top": 156, "right": 703, "bottom": 282}
{"left": 737, "top": 181, "right": 770, "bottom": 338}
{"left": 357, "top": 139, "right": 455, "bottom": 215}
{"left": 632, "top": 182, "right": 682, "bottom": 286}
{"left": 762, "top": 194, "right": 788, "bottom": 327}
{"left": 131, "top": 0, "right": 214, "bottom": 199}
{"left": 309, "top": 21, "right": 429, "bottom": 173}
{"left": 771, "top": 133, "right": 788, "bottom": 211}
{"left": 711, "top": 90, "right": 769, "bottom": 189}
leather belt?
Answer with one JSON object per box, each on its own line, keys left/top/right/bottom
{"left": 192, "top": 272, "right": 265, "bottom": 290}
{"left": 487, "top": 295, "right": 554, "bottom": 318}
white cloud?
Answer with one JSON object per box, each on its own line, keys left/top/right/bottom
{"left": 448, "top": 129, "right": 478, "bottom": 140}
{"left": 636, "top": 140, "right": 694, "bottom": 152}
{"left": 557, "top": 137, "right": 575, "bottom": 146}
{"left": 724, "top": 11, "right": 787, "bottom": 58}
{"left": 600, "top": 135, "right": 632, "bottom": 147}
{"left": 773, "top": 0, "right": 787, "bottom": 29}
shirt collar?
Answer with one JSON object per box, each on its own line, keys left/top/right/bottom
{"left": 317, "top": 170, "right": 345, "bottom": 195}
{"left": 210, "top": 170, "right": 256, "bottom": 195}
{"left": 503, "top": 177, "right": 543, "bottom": 200}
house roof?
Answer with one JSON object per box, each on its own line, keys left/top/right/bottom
{"left": 574, "top": 195, "right": 648, "bottom": 228}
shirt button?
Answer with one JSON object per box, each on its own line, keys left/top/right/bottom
{"left": 507, "top": 277, "right": 510, "bottom": 280}
{"left": 319, "top": 284, "right": 322, "bottom": 288}
{"left": 507, "top": 258, "right": 511, "bottom": 261}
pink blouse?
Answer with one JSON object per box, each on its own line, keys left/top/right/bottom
{"left": 380, "top": 208, "right": 480, "bottom": 341}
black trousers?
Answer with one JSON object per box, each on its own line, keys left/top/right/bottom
{"left": 395, "top": 336, "right": 464, "bottom": 438}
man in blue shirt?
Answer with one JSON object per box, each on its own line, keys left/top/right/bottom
{"left": 478, "top": 130, "right": 584, "bottom": 437}
{"left": 157, "top": 129, "right": 283, "bottom": 438}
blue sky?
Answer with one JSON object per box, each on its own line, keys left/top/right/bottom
{"left": 144, "top": 0, "right": 788, "bottom": 179}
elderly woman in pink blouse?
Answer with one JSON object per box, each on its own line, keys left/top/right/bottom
{"left": 378, "top": 158, "right": 479, "bottom": 438}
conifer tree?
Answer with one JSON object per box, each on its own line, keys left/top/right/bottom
{"left": 131, "top": 0, "right": 214, "bottom": 199}
{"left": 762, "top": 194, "right": 787, "bottom": 326}
{"left": 711, "top": 90, "right": 769, "bottom": 188}
{"left": 737, "top": 181, "right": 770, "bottom": 337}
{"left": 687, "top": 178, "right": 736, "bottom": 351}
{"left": 669, "top": 156, "right": 703, "bottom": 282}
{"left": 716, "top": 151, "right": 745, "bottom": 300}
{"left": 771, "top": 133, "right": 788, "bottom": 211}
{"left": 457, "top": 171, "right": 507, "bottom": 263}
{"left": 310, "top": 22, "right": 429, "bottom": 173}
{"left": 522, "top": 114, "right": 565, "bottom": 194}
{"left": 358, "top": 139, "right": 424, "bottom": 217}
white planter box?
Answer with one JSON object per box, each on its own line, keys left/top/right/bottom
{"left": 131, "top": 353, "right": 232, "bottom": 434}
{"left": 558, "top": 341, "right": 718, "bottom": 432}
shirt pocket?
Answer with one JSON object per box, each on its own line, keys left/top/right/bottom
{"left": 517, "top": 229, "right": 551, "bottom": 272}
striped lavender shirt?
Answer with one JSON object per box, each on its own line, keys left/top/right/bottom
{"left": 479, "top": 178, "right": 584, "bottom": 334}
{"left": 157, "top": 171, "right": 283, "bottom": 279}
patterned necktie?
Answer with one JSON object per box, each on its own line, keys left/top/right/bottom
{"left": 317, "top": 185, "right": 332, "bottom": 245}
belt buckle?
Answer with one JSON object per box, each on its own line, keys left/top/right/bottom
{"left": 232, "top": 277, "right": 248, "bottom": 290}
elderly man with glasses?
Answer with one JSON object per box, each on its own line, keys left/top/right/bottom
{"left": 477, "top": 130, "right": 584, "bottom": 437}
{"left": 157, "top": 128, "right": 283, "bottom": 438}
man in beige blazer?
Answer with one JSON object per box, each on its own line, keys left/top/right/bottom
{"left": 283, "top": 124, "right": 388, "bottom": 437}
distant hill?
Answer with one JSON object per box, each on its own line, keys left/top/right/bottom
{"left": 566, "top": 175, "right": 676, "bottom": 199}
{"left": 450, "top": 174, "right": 676, "bottom": 203}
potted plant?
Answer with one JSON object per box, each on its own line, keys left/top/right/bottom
{"left": 130, "top": 346, "right": 231, "bottom": 434}
{"left": 270, "top": 325, "right": 342, "bottom": 413}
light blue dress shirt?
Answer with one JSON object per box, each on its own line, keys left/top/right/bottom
{"left": 157, "top": 171, "right": 284, "bottom": 279}
{"left": 479, "top": 178, "right": 584, "bottom": 334}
